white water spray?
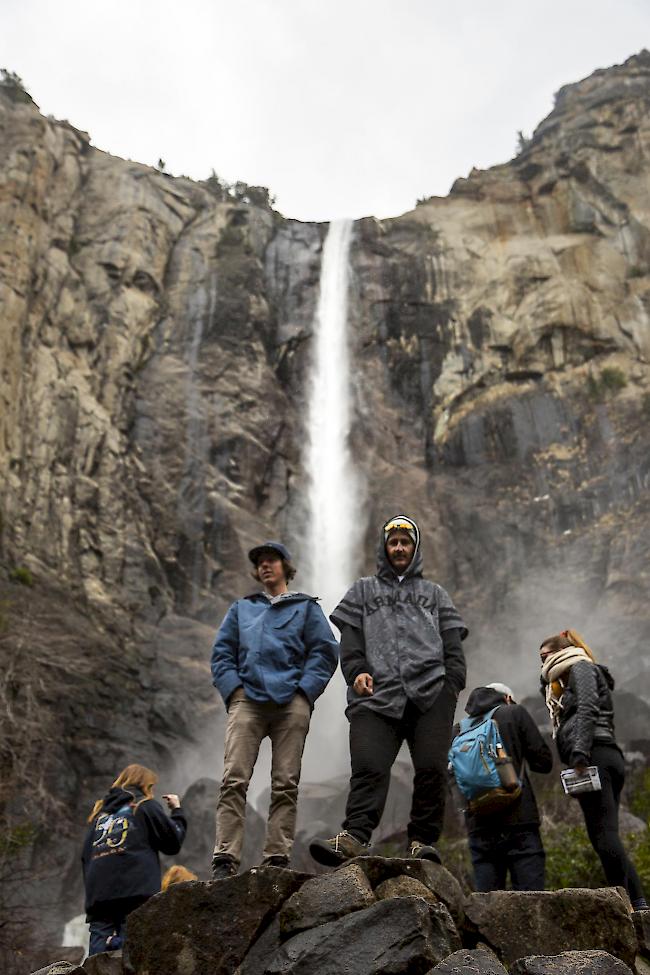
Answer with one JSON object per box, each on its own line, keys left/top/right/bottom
{"left": 301, "top": 218, "right": 366, "bottom": 780}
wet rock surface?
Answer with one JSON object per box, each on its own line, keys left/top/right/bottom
{"left": 463, "top": 887, "right": 637, "bottom": 967}
{"left": 268, "top": 896, "right": 461, "bottom": 975}
{"left": 27, "top": 866, "right": 650, "bottom": 975}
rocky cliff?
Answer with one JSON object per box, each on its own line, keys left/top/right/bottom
{"left": 1, "top": 51, "right": 650, "bottom": 953}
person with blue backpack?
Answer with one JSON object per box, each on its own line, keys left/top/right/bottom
{"left": 449, "top": 682, "right": 553, "bottom": 891}
{"left": 82, "top": 763, "right": 187, "bottom": 955}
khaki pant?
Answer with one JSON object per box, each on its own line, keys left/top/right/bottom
{"left": 214, "top": 688, "right": 311, "bottom": 864}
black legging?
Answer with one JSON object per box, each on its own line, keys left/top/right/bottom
{"left": 577, "top": 743, "right": 644, "bottom": 904}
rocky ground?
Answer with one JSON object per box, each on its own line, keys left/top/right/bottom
{"left": 1, "top": 50, "right": 650, "bottom": 958}
{"left": 24, "top": 859, "right": 650, "bottom": 975}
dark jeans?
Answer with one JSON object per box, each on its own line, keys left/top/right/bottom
{"left": 343, "top": 682, "right": 457, "bottom": 845}
{"left": 468, "top": 826, "right": 545, "bottom": 891}
{"left": 577, "top": 743, "right": 645, "bottom": 904}
{"left": 88, "top": 916, "right": 126, "bottom": 956}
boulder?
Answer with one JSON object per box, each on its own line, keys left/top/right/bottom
{"left": 123, "top": 868, "right": 310, "bottom": 975}
{"left": 266, "top": 896, "right": 461, "bottom": 975}
{"left": 375, "top": 875, "right": 438, "bottom": 904}
{"left": 349, "top": 856, "right": 465, "bottom": 925}
{"left": 83, "top": 952, "right": 123, "bottom": 974}
{"left": 634, "top": 909, "right": 650, "bottom": 958}
{"left": 235, "top": 917, "right": 282, "bottom": 975}
{"left": 428, "top": 945, "right": 508, "bottom": 973}
{"left": 463, "top": 888, "right": 637, "bottom": 967}
{"left": 509, "top": 949, "right": 633, "bottom": 973}
{"left": 30, "top": 964, "right": 85, "bottom": 975}
{"left": 279, "top": 862, "right": 375, "bottom": 937}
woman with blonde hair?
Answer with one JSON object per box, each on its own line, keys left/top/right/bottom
{"left": 539, "top": 629, "right": 646, "bottom": 909}
{"left": 82, "top": 764, "right": 187, "bottom": 955}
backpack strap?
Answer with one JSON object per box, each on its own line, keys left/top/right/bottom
{"left": 457, "top": 706, "right": 501, "bottom": 736}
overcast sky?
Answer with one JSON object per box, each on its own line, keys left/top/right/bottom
{"left": 1, "top": 1, "right": 648, "bottom": 222}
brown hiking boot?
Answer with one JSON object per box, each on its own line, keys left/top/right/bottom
{"left": 408, "top": 840, "right": 442, "bottom": 864}
{"left": 309, "top": 830, "right": 369, "bottom": 866}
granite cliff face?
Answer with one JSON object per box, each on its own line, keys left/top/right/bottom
{"left": 1, "top": 52, "right": 650, "bottom": 948}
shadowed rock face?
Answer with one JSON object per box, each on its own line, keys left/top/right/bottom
{"left": 2, "top": 52, "right": 650, "bottom": 949}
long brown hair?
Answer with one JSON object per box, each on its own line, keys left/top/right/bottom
{"left": 87, "top": 764, "right": 158, "bottom": 822}
{"left": 539, "top": 628, "right": 596, "bottom": 661}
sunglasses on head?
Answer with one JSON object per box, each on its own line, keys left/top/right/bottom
{"left": 384, "top": 520, "right": 414, "bottom": 534}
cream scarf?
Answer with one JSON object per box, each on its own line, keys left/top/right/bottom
{"left": 540, "top": 646, "right": 592, "bottom": 735}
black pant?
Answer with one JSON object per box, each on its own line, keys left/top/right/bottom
{"left": 577, "top": 743, "right": 645, "bottom": 904}
{"left": 468, "top": 826, "right": 545, "bottom": 891}
{"left": 343, "top": 683, "right": 457, "bottom": 845}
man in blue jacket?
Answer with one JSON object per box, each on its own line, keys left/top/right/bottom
{"left": 210, "top": 541, "right": 338, "bottom": 879}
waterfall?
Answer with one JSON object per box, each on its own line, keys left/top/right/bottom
{"left": 301, "top": 218, "right": 365, "bottom": 779}
{"left": 305, "top": 219, "right": 361, "bottom": 608}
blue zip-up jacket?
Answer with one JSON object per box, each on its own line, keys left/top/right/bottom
{"left": 210, "top": 592, "right": 339, "bottom": 706}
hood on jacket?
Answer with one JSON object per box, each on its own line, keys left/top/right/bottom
{"left": 99, "top": 786, "right": 142, "bottom": 815}
{"left": 465, "top": 686, "right": 510, "bottom": 717}
{"left": 376, "top": 515, "right": 422, "bottom": 581}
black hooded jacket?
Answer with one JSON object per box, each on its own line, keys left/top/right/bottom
{"left": 552, "top": 660, "right": 617, "bottom": 767}
{"left": 331, "top": 517, "right": 468, "bottom": 718}
{"left": 462, "top": 687, "right": 553, "bottom": 833}
{"left": 82, "top": 786, "right": 187, "bottom": 916}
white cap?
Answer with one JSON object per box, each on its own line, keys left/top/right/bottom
{"left": 486, "top": 682, "right": 515, "bottom": 701}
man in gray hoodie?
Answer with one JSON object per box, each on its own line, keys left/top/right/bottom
{"left": 309, "top": 515, "right": 467, "bottom": 865}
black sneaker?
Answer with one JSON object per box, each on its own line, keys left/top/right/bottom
{"left": 211, "top": 854, "right": 237, "bottom": 880}
{"left": 408, "top": 840, "right": 442, "bottom": 864}
{"left": 260, "top": 855, "right": 290, "bottom": 868}
{"left": 309, "top": 830, "right": 369, "bottom": 867}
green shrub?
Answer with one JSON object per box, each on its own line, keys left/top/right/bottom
{"left": 9, "top": 566, "right": 33, "bottom": 587}
{"left": 0, "top": 822, "right": 37, "bottom": 857}
{"left": 600, "top": 367, "right": 627, "bottom": 391}
{"left": 543, "top": 823, "right": 603, "bottom": 889}
{"left": 587, "top": 367, "right": 627, "bottom": 401}
{"left": 0, "top": 68, "right": 33, "bottom": 105}
{"left": 628, "top": 265, "right": 646, "bottom": 279}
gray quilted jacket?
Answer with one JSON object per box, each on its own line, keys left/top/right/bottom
{"left": 331, "top": 524, "right": 467, "bottom": 719}
{"left": 555, "top": 660, "right": 617, "bottom": 765}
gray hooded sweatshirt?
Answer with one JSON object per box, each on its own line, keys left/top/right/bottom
{"left": 331, "top": 518, "right": 468, "bottom": 719}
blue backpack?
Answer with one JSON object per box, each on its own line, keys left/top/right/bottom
{"left": 448, "top": 707, "right": 522, "bottom": 816}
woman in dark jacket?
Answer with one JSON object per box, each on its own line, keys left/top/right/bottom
{"left": 539, "top": 629, "right": 646, "bottom": 909}
{"left": 82, "top": 764, "right": 187, "bottom": 955}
